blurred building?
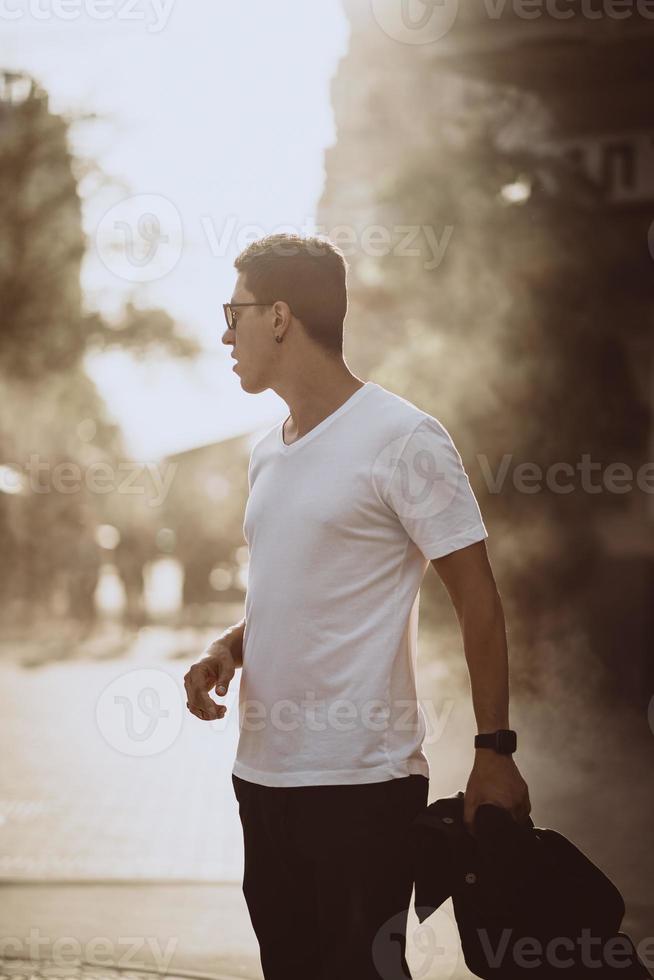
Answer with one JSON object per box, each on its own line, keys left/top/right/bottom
{"left": 431, "top": 10, "right": 654, "bottom": 690}
{"left": 160, "top": 430, "right": 264, "bottom": 616}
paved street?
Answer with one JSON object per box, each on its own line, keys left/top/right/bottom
{"left": 0, "top": 622, "right": 244, "bottom": 882}
{"left": 0, "top": 882, "right": 261, "bottom": 980}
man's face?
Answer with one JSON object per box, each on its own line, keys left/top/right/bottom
{"left": 222, "top": 273, "right": 274, "bottom": 393}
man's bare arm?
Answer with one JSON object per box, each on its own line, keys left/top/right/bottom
{"left": 214, "top": 616, "right": 246, "bottom": 668}
{"left": 184, "top": 617, "right": 245, "bottom": 721}
{"left": 430, "top": 540, "right": 531, "bottom": 830}
{"left": 431, "top": 540, "right": 509, "bottom": 734}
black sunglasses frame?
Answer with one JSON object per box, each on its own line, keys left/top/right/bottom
{"left": 223, "top": 302, "right": 273, "bottom": 330}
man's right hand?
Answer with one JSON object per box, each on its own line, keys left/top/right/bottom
{"left": 184, "top": 641, "right": 237, "bottom": 721}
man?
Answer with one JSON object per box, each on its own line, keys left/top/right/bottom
{"left": 184, "top": 234, "right": 530, "bottom": 980}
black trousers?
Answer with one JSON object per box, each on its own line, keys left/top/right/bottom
{"left": 232, "top": 772, "right": 429, "bottom": 980}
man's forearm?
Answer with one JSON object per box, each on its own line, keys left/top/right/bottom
{"left": 457, "top": 581, "right": 530, "bottom": 830}
{"left": 458, "top": 585, "right": 510, "bottom": 735}
{"left": 213, "top": 616, "right": 246, "bottom": 667}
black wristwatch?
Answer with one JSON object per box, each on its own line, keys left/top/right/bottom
{"left": 474, "top": 729, "right": 517, "bottom": 755}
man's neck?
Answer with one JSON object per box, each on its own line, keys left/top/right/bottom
{"left": 279, "top": 367, "right": 366, "bottom": 445}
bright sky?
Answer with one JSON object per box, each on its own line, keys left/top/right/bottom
{"left": 2, "top": 0, "right": 350, "bottom": 458}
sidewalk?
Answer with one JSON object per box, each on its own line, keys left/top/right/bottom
{"left": 0, "top": 882, "right": 262, "bottom": 980}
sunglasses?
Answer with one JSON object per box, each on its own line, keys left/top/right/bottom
{"left": 223, "top": 301, "right": 297, "bottom": 330}
{"left": 223, "top": 302, "right": 273, "bottom": 330}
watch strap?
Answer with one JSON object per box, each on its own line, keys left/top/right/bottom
{"left": 475, "top": 729, "right": 517, "bottom": 754}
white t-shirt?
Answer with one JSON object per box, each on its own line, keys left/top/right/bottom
{"left": 232, "top": 381, "right": 488, "bottom": 787}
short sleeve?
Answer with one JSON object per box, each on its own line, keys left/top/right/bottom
{"left": 377, "top": 417, "right": 488, "bottom": 560}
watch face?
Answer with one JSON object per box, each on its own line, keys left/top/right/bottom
{"left": 497, "top": 730, "right": 517, "bottom": 753}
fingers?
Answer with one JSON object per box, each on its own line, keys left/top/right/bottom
{"left": 464, "top": 814, "right": 480, "bottom": 840}
{"left": 510, "top": 788, "right": 532, "bottom": 825}
{"left": 463, "top": 799, "right": 479, "bottom": 836}
{"left": 200, "top": 642, "right": 236, "bottom": 697}
{"left": 214, "top": 657, "right": 236, "bottom": 697}
{"left": 184, "top": 661, "right": 225, "bottom": 721}
{"left": 186, "top": 699, "right": 226, "bottom": 721}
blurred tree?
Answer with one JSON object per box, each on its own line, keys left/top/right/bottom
{"left": 0, "top": 71, "right": 199, "bottom": 628}
{"left": 0, "top": 72, "right": 198, "bottom": 379}
{"left": 84, "top": 303, "right": 197, "bottom": 360}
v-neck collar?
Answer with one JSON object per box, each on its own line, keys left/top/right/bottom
{"left": 278, "top": 382, "right": 377, "bottom": 455}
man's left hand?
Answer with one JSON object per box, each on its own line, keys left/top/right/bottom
{"left": 464, "top": 752, "right": 531, "bottom": 836}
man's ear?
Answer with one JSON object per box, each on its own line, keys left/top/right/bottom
{"left": 272, "top": 300, "right": 291, "bottom": 324}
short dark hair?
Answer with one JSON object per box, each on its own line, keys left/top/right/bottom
{"left": 234, "top": 234, "right": 348, "bottom": 354}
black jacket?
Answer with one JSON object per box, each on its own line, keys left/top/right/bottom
{"left": 410, "top": 791, "right": 651, "bottom": 979}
